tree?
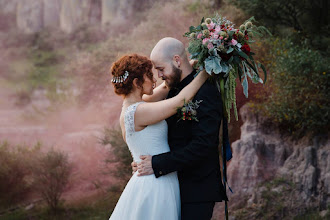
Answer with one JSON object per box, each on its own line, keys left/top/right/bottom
{"left": 33, "top": 148, "right": 72, "bottom": 213}
{"left": 231, "top": 0, "right": 329, "bottom": 52}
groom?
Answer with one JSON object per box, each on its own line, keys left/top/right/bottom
{"left": 133, "top": 37, "right": 231, "bottom": 220}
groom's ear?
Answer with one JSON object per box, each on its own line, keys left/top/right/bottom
{"left": 172, "top": 55, "right": 181, "bottom": 68}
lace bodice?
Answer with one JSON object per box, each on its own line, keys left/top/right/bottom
{"left": 124, "top": 101, "right": 170, "bottom": 162}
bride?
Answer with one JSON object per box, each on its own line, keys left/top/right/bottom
{"left": 108, "top": 53, "right": 208, "bottom": 220}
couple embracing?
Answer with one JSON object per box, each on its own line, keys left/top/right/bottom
{"left": 109, "top": 37, "right": 230, "bottom": 220}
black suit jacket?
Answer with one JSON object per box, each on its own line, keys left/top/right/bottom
{"left": 151, "top": 70, "right": 229, "bottom": 203}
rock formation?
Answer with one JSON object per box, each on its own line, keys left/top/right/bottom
{"left": 17, "top": 0, "right": 44, "bottom": 34}
{"left": 0, "top": 0, "right": 152, "bottom": 33}
{"left": 224, "top": 104, "right": 329, "bottom": 216}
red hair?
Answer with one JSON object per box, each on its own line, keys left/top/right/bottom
{"left": 110, "top": 54, "right": 153, "bottom": 96}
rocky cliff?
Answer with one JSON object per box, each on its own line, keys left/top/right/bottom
{"left": 0, "top": 0, "right": 153, "bottom": 33}
{"left": 217, "top": 104, "right": 330, "bottom": 218}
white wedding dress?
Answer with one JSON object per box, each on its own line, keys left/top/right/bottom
{"left": 109, "top": 102, "right": 181, "bottom": 220}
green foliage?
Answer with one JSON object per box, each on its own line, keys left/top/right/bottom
{"left": 205, "top": 56, "right": 222, "bottom": 74}
{"left": 0, "top": 191, "right": 121, "bottom": 220}
{"left": 32, "top": 148, "right": 73, "bottom": 213}
{"left": 231, "top": 0, "right": 330, "bottom": 52}
{"left": 27, "top": 50, "right": 61, "bottom": 89}
{"left": 231, "top": 177, "right": 327, "bottom": 220}
{"left": 260, "top": 38, "right": 330, "bottom": 137}
{"left": 224, "top": 68, "right": 238, "bottom": 122}
{"left": 184, "top": 13, "right": 270, "bottom": 122}
{"left": 100, "top": 127, "right": 132, "bottom": 182}
{"left": 0, "top": 141, "right": 41, "bottom": 209}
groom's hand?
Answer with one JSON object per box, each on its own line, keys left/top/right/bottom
{"left": 131, "top": 161, "right": 138, "bottom": 174}
{"left": 137, "top": 155, "right": 154, "bottom": 176}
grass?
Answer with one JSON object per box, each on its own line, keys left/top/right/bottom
{"left": 233, "top": 177, "right": 330, "bottom": 220}
{"left": 0, "top": 190, "right": 121, "bottom": 220}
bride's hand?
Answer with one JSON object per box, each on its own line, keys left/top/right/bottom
{"left": 189, "top": 59, "right": 198, "bottom": 67}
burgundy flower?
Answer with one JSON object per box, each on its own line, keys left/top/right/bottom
{"left": 220, "top": 52, "right": 232, "bottom": 61}
{"left": 241, "top": 43, "right": 250, "bottom": 55}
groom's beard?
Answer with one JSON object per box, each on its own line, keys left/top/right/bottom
{"left": 165, "top": 64, "right": 182, "bottom": 89}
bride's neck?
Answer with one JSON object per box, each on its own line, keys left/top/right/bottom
{"left": 123, "top": 90, "right": 143, "bottom": 105}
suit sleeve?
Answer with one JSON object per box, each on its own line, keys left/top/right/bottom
{"left": 151, "top": 83, "right": 222, "bottom": 178}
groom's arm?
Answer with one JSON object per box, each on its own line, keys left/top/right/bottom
{"left": 151, "top": 83, "right": 222, "bottom": 178}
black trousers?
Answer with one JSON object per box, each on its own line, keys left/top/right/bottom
{"left": 181, "top": 202, "right": 215, "bottom": 220}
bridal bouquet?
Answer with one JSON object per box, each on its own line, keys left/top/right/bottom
{"left": 184, "top": 14, "right": 270, "bottom": 122}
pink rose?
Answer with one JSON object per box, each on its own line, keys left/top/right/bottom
{"left": 231, "top": 39, "right": 238, "bottom": 45}
{"left": 207, "top": 42, "right": 214, "bottom": 50}
{"left": 210, "top": 32, "right": 219, "bottom": 39}
{"left": 207, "top": 21, "right": 215, "bottom": 30}
{"left": 220, "top": 36, "right": 223, "bottom": 40}
{"left": 202, "top": 38, "right": 209, "bottom": 45}
{"left": 215, "top": 25, "right": 221, "bottom": 33}
{"left": 197, "top": 33, "right": 203, "bottom": 39}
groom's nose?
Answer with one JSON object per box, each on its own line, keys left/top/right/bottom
{"left": 157, "top": 71, "right": 163, "bottom": 78}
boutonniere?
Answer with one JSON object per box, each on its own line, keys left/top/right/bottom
{"left": 176, "top": 99, "right": 203, "bottom": 122}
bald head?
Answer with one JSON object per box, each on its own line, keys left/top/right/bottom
{"left": 150, "top": 37, "right": 187, "bottom": 63}
{"left": 151, "top": 37, "right": 193, "bottom": 88}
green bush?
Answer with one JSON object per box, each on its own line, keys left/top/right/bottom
{"left": 230, "top": 0, "right": 329, "bottom": 52}
{"left": 100, "top": 127, "right": 132, "bottom": 183}
{"left": 257, "top": 38, "right": 329, "bottom": 137}
{"left": 0, "top": 141, "right": 41, "bottom": 209}
{"left": 32, "top": 148, "right": 73, "bottom": 213}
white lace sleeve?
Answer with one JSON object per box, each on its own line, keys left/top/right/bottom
{"left": 124, "top": 101, "right": 144, "bottom": 137}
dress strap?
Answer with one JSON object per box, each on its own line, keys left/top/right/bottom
{"left": 124, "top": 101, "right": 145, "bottom": 138}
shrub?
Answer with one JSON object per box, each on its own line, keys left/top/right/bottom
{"left": 0, "top": 141, "right": 41, "bottom": 208}
{"left": 32, "top": 148, "right": 73, "bottom": 213}
{"left": 255, "top": 38, "right": 330, "bottom": 137}
{"left": 100, "top": 126, "right": 132, "bottom": 183}
{"left": 230, "top": 0, "right": 329, "bottom": 52}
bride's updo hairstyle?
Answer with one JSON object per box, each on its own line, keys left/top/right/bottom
{"left": 110, "top": 54, "right": 153, "bottom": 96}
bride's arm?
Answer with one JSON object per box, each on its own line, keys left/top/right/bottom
{"left": 135, "top": 70, "right": 208, "bottom": 127}
{"left": 142, "top": 82, "right": 169, "bottom": 102}
{"left": 142, "top": 60, "right": 197, "bottom": 103}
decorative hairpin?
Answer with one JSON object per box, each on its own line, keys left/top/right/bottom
{"left": 112, "top": 70, "right": 129, "bottom": 83}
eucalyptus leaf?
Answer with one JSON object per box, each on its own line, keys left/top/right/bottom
{"left": 259, "top": 63, "right": 267, "bottom": 83}
{"left": 253, "top": 61, "right": 260, "bottom": 78}
{"left": 227, "top": 47, "right": 234, "bottom": 54}
{"left": 227, "top": 31, "right": 235, "bottom": 37}
{"left": 209, "top": 48, "right": 218, "bottom": 57}
{"left": 242, "top": 76, "right": 248, "bottom": 98}
{"left": 237, "top": 65, "right": 243, "bottom": 82}
{"left": 221, "top": 62, "right": 229, "bottom": 73}
{"left": 228, "top": 56, "right": 234, "bottom": 64}
{"left": 204, "top": 56, "right": 222, "bottom": 74}
{"left": 189, "top": 26, "right": 195, "bottom": 32}
{"left": 252, "top": 74, "right": 261, "bottom": 84}
{"left": 238, "top": 51, "right": 249, "bottom": 60}
{"left": 190, "top": 52, "right": 199, "bottom": 59}
{"left": 243, "top": 63, "right": 252, "bottom": 78}
{"left": 245, "top": 60, "right": 258, "bottom": 75}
